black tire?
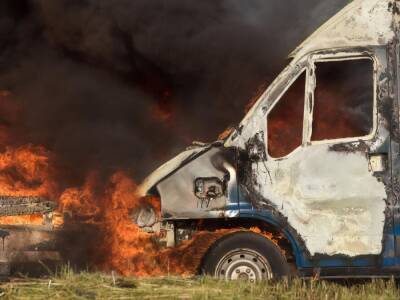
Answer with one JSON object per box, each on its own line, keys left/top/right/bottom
{"left": 201, "top": 231, "right": 290, "bottom": 281}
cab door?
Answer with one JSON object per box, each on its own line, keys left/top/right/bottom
{"left": 257, "top": 51, "right": 389, "bottom": 262}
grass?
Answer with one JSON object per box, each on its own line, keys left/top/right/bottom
{"left": 0, "top": 268, "right": 399, "bottom": 299}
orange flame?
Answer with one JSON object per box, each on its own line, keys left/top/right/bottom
{"left": 0, "top": 215, "right": 43, "bottom": 225}
{"left": 0, "top": 145, "right": 56, "bottom": 196}
{"left": 0, "top": 145, "right": 57, "bottom": 225}
{"left": 218, "top": 127, "right": 234, "bottom": 140}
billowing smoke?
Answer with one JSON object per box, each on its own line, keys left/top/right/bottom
{"left": 0, "top": 0, "right": 353, "bottom": 275}
{"left": 0, "top": 0, "right": 349, "bottom": 186}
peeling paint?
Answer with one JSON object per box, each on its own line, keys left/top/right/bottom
{"left": 253, "top": 145, "right": 386, "bottom": 256}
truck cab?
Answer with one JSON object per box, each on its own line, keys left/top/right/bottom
{"left": 139, "top": 0, "right": 400, "bottom": 280}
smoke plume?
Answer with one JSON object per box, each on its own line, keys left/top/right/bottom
{"left": 0, "top": 0, "right": 349, "bottom": 185}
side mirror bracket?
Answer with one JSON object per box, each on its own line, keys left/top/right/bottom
{"left": 245, "top": 132, "right": 266, "bottom": 162}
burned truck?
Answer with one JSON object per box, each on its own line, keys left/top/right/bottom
{"left": 138, "top": 0, "right": 400, "bottom": 280}
{"left": 0, "top": 196, "right": 57, "bottom": 275}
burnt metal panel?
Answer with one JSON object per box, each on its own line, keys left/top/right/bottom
{"left": 157, "top": 146, "right": 239, "bottom": 219}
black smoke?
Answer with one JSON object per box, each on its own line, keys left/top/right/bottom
{"left": 0, "top": 0, "right": 349, "bottom": 186}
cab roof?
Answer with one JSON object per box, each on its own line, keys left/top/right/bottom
{"left": 289, "top": 0, "right": 396, "bottom": 59}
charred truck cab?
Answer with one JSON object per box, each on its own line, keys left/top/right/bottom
{"left": 139, "top": 0, "right": 400, "bottom": 279}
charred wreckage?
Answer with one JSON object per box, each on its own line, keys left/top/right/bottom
{"left": 137, "top": 0, "right": 400, "bottom": 280}
{"left": 1, "top": 0, "right": 400, "bottom": 280}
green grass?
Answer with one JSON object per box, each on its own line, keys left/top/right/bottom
{"left": 0, "top": 268, "right": 399, "bottom": 299}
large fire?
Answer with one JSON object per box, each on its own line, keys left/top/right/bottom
{"left": 58, "top": 173, "right": 244, "bottom": 276}
{"left": 0, "top": 143, "right": 190, "bottom": 275}
{"left": 0, "top": 55, "right": 373, "bottom": 277}
{"left": 0, "top": 88, "right": 239, "bottom": 277}
{"left": 0, "top": 90, "right": 219, "bottom": 276}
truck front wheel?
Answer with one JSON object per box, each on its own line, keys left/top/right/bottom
{"left": 201, "top": 231, "right": 289, "bottom": 281}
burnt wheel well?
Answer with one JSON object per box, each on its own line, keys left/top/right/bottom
{"left": 173, "top": 218, "right": 296, "bottom": 272}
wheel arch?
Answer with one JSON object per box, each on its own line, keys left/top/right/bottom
{"left": 238, "top": 214, "right": 307, "bottom": 268}
{"left": 193, "top": 217, "right": 304, "bottom": 274}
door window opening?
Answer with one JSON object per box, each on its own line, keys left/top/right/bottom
{"left": 311, "top": 58, "right": 374, "bottom": 141}
{"left": 267, "top": 72, "right": 306, "bottom": 158}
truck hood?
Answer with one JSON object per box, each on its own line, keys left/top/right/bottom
{"left": 138, "top": 143, "right": 213, "bottom": 197}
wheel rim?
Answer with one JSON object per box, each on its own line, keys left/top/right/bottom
{"left": 215, "top": 248, "right": 273, "bottom": 282}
